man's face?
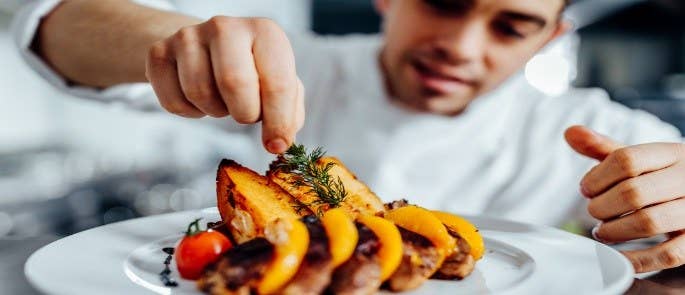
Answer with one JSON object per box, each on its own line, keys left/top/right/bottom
{"left": 377, "top": 0, "right": 568, "bottom": 115}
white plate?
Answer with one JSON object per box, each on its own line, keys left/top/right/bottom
{"left": 25, "top": 208, "right": 634, "bottom": 295}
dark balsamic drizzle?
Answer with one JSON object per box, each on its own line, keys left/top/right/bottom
{"left": 160, "top": 247, "right": 178, "bottom": 287}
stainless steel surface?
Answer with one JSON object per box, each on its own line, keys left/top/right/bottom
{"left": 0, "top": 236, "right": 58, "bottom": 295}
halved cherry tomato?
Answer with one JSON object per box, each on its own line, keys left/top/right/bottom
{"left": 175, "top": 219, "right": 232, "bottom": 280}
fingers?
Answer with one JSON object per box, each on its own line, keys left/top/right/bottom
{"left": 251, "top": 18, "right": 299, "bottom": 153}
{"left": 625, "top": 278, "right": 682, "bottom": 294}
{"left": 622, "top": 232, "right": 685, "bottom": 273}
{"left": 174, "top": 28, "right": 228, "bottom": 118}
{"left": 565, "top": 125, "right": 624, "bottom": 161}
{"left": 668, "top": 230, "right": 685, "bottom": 239}
{"left": 588, "top": 163, "right": 685, "bottom": 220}
{"left": 581, "top": 143, "right": 683, "bottom": 197}
{"left": 295, "top": 78, "right": 305, "bottom": 131}
{"left": 206, "top": 17, "right": 261, "bottom": 124}
{"left": 595, "top": 198, "right": 685, "bottom": 242}
{"left": 146, "top": 41, "right": 205, "bottom": 118}
{"left": 147, "top": 16, "right": 303, "bottom": 155}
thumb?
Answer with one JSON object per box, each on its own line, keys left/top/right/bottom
{"left": 564, "top": 125, "right": 625, "bottom": 161}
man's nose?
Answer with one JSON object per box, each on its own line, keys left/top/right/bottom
{"left": 435, "top": 21, "right": 486, "bottom": 64}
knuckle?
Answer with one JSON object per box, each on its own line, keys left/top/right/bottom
{"left": 659, "top": 247, "right": 684, "bottom": 268}
{"left": 206, "top": 15, "right": 236, "bottom": 34}
{"left": 250, "top": 17, "right": 280, "bottom": 33}
{"left": 630, "top": 254, "right": 650, "bottom": 273}
{"left": 159, "top": 100, "right": 187, "bottom": 116}
{"left": 183, "top": 83, "right": 214, "bottom": 103}
{"left": 263, "top": 79, "right": 293, "bottom": 97}
{"left": 232, "top": 111, "right": 260, "bottom": 124}
{"left": 217, "top": 74, "right": 256, "bottom": 92}
{"left": 147, "top": 42, "right": 170, "bottom": 63}
{"left": 619, "top": 179, "right": 644, "bottom": 210}
{"left": 613, "top": 148, "right": 641, "bottom": 177}
{"left": 587, "top": 202, "right": 603, "bottom": 219}
{"left": 207, "top": 15, "right": 231, "bottom": 27}
{"left": 633, "top": 211, "right": 660, "bottom": 235}
{"left": 173, "top": 26, "right": 198, "bottom": 46}
{"left": 207, "top": 109, "right": 229, "bottom": 118}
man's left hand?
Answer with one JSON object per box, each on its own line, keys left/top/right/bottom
{"left": 565, "top": 125, "right": 685, "bottom": 273}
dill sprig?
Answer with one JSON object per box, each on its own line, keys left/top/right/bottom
{"left": 275, "top": 144, "right": 348, "bottom": 213}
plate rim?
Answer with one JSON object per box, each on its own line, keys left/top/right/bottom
{"left": 467, "top": 215, "right": 635, "bottom": 295}
{"left": 25, "top": 207, "right": 635, "bottom": 295}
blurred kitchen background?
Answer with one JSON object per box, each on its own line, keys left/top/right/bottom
{"left": 1, "top": 0, "right": 685, "bottom": 240}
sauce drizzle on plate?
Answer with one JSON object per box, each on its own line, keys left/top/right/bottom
{"left": 160, "top": 247, "right": 178, "bottom": 287}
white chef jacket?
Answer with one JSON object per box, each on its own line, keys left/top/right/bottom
{"left": 12, "top": 0, "right": 683, "bottom": 227}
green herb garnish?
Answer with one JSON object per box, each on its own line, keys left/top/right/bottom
{"left": 275, "top": 144, "right": 348, "bottom": 214}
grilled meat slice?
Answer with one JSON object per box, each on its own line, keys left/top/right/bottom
{"left": 329, "top": 223, "right": 382, "bottom": 295}
{"left": 268, "top": 156, "right": 385, "bottom": 217}
{"left": 432, "top": 230, "right": 476, "bottom": 280}
{"left": 385, "top": 199, "right": 477, "bottom": 280}
{"left": 384, "top": 199, "right": 410, "bottom": 211}
{"left": 198, "top": 238, "right": 274, "bottom": 295}
{"left": 384, "top": 227, "right": 442, "bottom": 292}
{"left": 281, "top": 216, "right": 334, "bottom": 295}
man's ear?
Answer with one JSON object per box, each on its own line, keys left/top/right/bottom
{"left": 374, "top": 0, "right": 390, "bottom": 16}
{"left": 545, "top": 20, "right": 573, "bottom": 45}
{"left": 534, "top": 19, "right": 572, "bottom": 51}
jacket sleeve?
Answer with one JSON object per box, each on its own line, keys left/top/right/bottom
{"left": 10, "top": 0, "right": 175, "bottom": 112}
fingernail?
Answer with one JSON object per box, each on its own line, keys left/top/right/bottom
{"left": 266, "top": 138, "right": 288, "bottom": 154}
{"left": 591, "top": 223, "right": 603, "bottom": 241}
{"left": 591, "top": 222, "right": 615, "bottom": 245}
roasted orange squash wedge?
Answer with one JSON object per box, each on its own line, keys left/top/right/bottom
{"left": 431, "top": 211, "right": 485, "bottom": 260}
{"left": 321, "top": 208, "right": 358, "bottom": 268}
{"left": 216, "top": 159, "right": 305, "bottom": 243}
{"left": 258, "top": 218, "right": 309, "bottom": 294}
{"left": 356, "top": 215, "right": 403, "bottom": 281}
{"left": 385, "top": 206, "right": 456, "bottom": 258}
{"left": 267, "top": 156, "right": 385, "bottom": 217}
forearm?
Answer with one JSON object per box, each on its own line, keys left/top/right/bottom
{"left": 37, "top": 0, "right": 200, "bottom": 87}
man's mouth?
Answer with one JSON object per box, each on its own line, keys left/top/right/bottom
{"left": 411, "top": 59, "right": 476, "bottom": 96}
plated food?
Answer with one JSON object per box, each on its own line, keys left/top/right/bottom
{"left": 174, "top": 145, "right": 484, "bottom": 294}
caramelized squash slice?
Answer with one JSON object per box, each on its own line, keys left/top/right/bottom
{"left": 431, "top": 210, "right": 485, "bottom": 260}
{"left": 356, "top": 215, "right": 403, "bottom": 281}
{"left": 385, "top": 206, "right": 456, "bottom": 258}
{"left": 258, "top": 218, "right": 310, "bottom": 294}
{"left": 216, "top": 159, "right": 308, "bottom": 243}
{"left": 321, "top": 208, "right": 358, "bottom": 268}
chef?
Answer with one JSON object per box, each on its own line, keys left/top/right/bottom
{"left": 13, "top": 0, "right": 685, "bottom": 273}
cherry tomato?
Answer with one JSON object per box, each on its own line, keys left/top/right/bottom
{"left": 175, "top": 219, "right": 232, "bottom": 280}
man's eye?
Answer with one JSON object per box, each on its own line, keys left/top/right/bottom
{"left": 493, "top": 21, "right": 525, "bottom": 39}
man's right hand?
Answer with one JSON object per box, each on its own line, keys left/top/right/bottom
{"left": 145, "top": 16, "right": 304, "bottom": 154}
